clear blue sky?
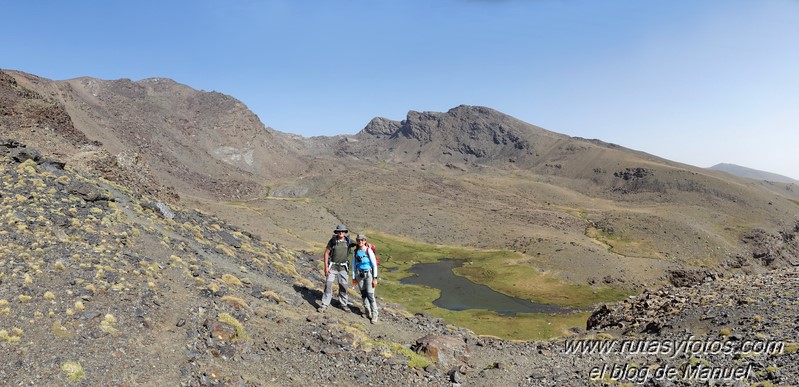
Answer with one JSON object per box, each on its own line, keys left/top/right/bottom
{"left": 3, "top": 0, "right": 798, "bottom": 179}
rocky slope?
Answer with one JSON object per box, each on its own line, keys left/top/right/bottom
{"left": 4, "top": 68, "right": 799, "bottom": 296}
{"left": 0, "top": 141, "right": 455, "bottom": 385}
{"left": 2, "top": 69, "right": 306, "bottom": 201}
{"left": 0, "top": 141, "right": 796, "bottom": 386}
{"left": 3, "top": 67, "right": 799, "bottom": 385}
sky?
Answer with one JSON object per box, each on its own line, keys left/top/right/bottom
{"left": 3, "top": 0, "right": 798, "bottom": 179}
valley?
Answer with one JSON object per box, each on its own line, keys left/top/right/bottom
{"left": 1, "top": 69, "right": 797, "bottom": 385}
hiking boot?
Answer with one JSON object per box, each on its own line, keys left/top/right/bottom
{"left": 338, "top": 298, "right": 353, "bottom": 307}
{"left": 364, "top": 307, "right": 372, "bottom": 320}
{"left": 317, "top": 305, "right": 327, "bottom": 313}
{"left": 370, "top": 315, "right": 378, "bottom": 324}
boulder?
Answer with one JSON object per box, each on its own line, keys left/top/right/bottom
{"left": 412, "top": 334, "right": 471, "bottom": 368}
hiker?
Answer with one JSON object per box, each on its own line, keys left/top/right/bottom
{"left": 319, "top": 224, "right": 355, "bottom": 312}
{"left": 351, "top": 234, "right": 379, "bottom": 323}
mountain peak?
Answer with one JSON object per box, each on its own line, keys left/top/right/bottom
{"left": 362, "top": 116, "right": 401, "bottom": 136}
{"left": 356, "top": 105, "right": 558, "bottom": 163}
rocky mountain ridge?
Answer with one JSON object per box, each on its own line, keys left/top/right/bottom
{"left": 4, "top": 69, "right": 799, "bottom": 287}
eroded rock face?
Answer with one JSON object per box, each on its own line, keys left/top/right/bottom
{"left": 396, "top": 106, "right": 532, "bottom": 156}
{"left": 667, "top": 268, "right": 717, "bottom": 288}
{"left": 0, "top": 70, "right": 90, "bottom": 146}
{"left": 362, "top": 117, "right": 401, "bottom": 137}
{"left": 413, "top": 334, "right": 471, "bottom": 368}
{"left": 740, "top": 225, "right": 799, "bottom": 267}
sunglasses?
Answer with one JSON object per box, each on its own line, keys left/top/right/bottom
{"left": 336, "top": 231, "right": 347, "bottom": 234}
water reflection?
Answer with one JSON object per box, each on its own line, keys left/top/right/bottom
{"left": 400, "top": 259, "right": 568, "bottom": 316}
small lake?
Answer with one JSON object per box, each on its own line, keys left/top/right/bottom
{"left": 400, "top": 259, "right": 569, "bottom": 316}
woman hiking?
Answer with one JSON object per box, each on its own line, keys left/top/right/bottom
{"left": 351, "top": 234, "right": 379, "bottom": 323}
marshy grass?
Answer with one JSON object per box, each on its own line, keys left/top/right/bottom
{"left": 369, "top": 232, "right": 629, "bottom": 340}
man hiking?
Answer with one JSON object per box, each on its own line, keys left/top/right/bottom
{"left": 319, "top": 224, "right": 355, "bottom": 312}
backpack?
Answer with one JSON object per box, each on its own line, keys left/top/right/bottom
{"left": 328, "top": 235, "right": 379, "bottom": 264}
{"left": 368, "top": 243, "right": 379, "bottom": 265}
{"left": 327, "top": 235, "right": 352, "bottom": 263}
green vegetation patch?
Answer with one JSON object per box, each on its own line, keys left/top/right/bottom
{"left": 455, "top": 261, "right": 632, "bottom": 308}
{"left": 61, "top": 361, "right": 85, "bottom": 382}
{"left": 369, "top": 232, "right": 629, "bottom": 340}
{"left": 585, "top": 226, "right": 662, "bottom": 259}
{"left": 378, "top": 279, "right": 590, "bottom": 340}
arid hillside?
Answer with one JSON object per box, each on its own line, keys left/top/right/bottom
{"left": 1, "top": 69, "right": 306, "bottom": 202}
{"left": 2, "top": 69, "right": 799, "bottom": 386}
{"left": 3, "top": 69, "right": 798, "bottom": 290}
{"left": 0, "top": 141, "right": 796, "bottom": 386}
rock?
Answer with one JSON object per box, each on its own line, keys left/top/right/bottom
{"left": 217, "top": 231, "right": 241, "bottom": 248}
{"left": 155, "top": 202, "right": 175, "bottom": 219}
{"left": 449, "top": 368, "right": 463, "bottom": 383}
{"left": 66, "top": 181, "right": 105, "bottom": 202}
{"left": 667, "top": 268, "right": 716, "bottom": 287}
{"left": 362, "top": 117, "right": 402, "bottom": 137}
{"left": 412, "top": 335, "right": 471, "bottom": 368}
{"left": 586, "top": 304, "right": 613, "bottom": 330}
{"left": 9, "top": 146, "right": 40, "bottom": 162}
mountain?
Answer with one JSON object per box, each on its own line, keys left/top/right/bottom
{"left": 1, "top": 141, "right": 797, "bottom": 385}
{"left": 2, "top": 68, "right": 799, "bottom": 384}
{"left": 1, "top": 69, "right": 306, "bottom": 202}
{"left": 4, "top": 69, "right": 799, "bottom": 287}
{"left": 709, "top": 163, "right": 799, "bottom": 184}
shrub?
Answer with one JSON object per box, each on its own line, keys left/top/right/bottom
{"left": 100, "top": 314, "right": 119, "bottom": 335}
{"left": 61, "top": 361, "right": 84, "bottom": 382}
{"left": 262, "top": 290, "right": 285, "bottom": 303}
{"left": 221, "top": 274, "right": 242, "bottom": 287}
{"left": 51, "top": 321, "right": 73, "bottom": 339}
{"left": 218, "top": 313, "right": 249, "bottom": 342}
{"left": 215, "top": 244, "right": 236, "bottom": 257}
{"left": 221, "top": 296, "right": 251, "bottom": 311}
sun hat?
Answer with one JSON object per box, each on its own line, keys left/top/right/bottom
{"left": 334, "top": 224, "right": 348, "bottom": 233}
{"left": 356, "top": 234, "right": 367, "bottom": 241}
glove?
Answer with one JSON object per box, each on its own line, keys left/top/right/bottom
{"left": 372, "top": 279, "right": 377, "bottom": 288}
{"left": 352, "top": 279, "right": 358, "bottom": 286}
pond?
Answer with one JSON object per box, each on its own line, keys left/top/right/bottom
{"left": 400, "top": 259, "right": 569, "bottom": 316}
